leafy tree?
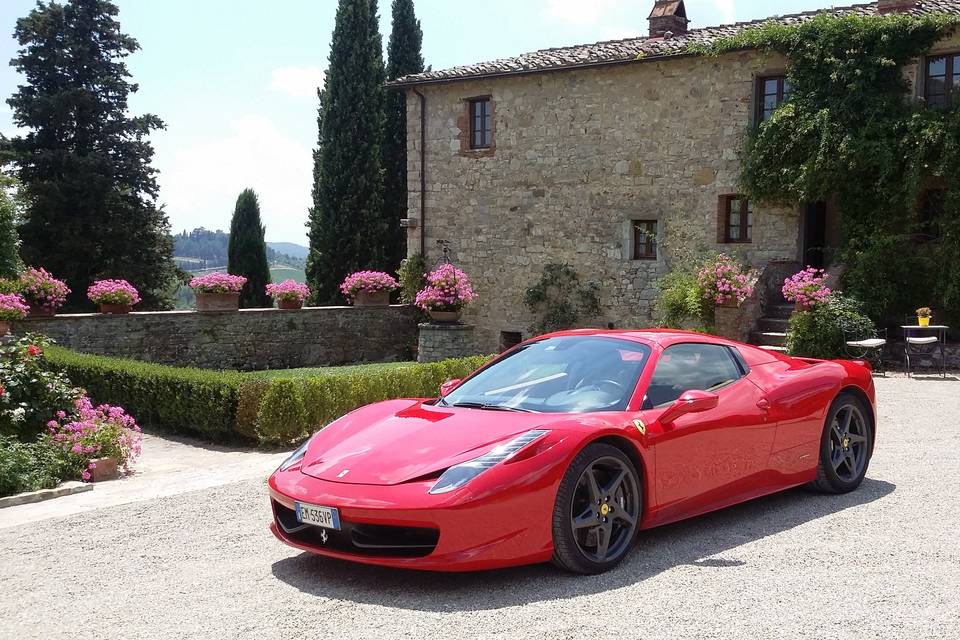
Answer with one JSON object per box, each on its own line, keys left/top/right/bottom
{"left": 1, "top": 0, "right": 176, "bottom": 309}
{"left": 227, "top": 189, "right": 272, "bottom": 308}
{"left": 383, "top": 0, "right": 424, "bottom": 274}
{"left": 307, "top": 0, "right": 387, "bottom": 304}
{"left": 0, "top": 172, "right": 23, "bottom": 278}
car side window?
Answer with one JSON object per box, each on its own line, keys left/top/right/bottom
{"left": 643, "top": 343, "right": 744, "bottom": 408}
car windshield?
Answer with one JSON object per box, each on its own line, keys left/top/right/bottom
{"left": 439, "top": 336, "right": 651, "bottom": 413}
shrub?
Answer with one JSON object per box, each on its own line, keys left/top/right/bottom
{"left": 397, "top": 253, "right": 427, "bottom": 304}
{"left": 256, "top": 380, "right": 309, "bottom": 445}
{"left": 1, "top": 335, "right": 82, "bottom": 439}
{"left": 0, "top": 435, "right": 74, "bottom": 497}
{"left": 785, "top": 294, "right": 875, "bottom": 359}
{"left": 523, "top": 263, "right": 600, "bottom": 334}
{"left": 87, "top": 279, "right": 141, "bottom": 306}
{"left": 654, "top": 270, "right": 709, "bottom": 330}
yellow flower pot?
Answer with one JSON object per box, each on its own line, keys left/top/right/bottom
{"left": 918, "top": 316, "right": 930, "bottom": 327}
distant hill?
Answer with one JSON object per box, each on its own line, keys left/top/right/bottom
{"left": 267, "top": 242, "right": 308, "bottom": 259}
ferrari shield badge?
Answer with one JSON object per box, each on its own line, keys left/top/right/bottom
{"left": 633, "top": 418, "right": 646, "bottom": 435}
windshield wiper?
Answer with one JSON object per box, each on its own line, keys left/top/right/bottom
{"left": 447, "top": 401, "right": 538, "bottom": 413}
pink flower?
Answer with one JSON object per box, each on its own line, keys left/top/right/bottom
{"left": 87, "top": 279, "right": 141, "bottom": 306}
{"left": 17, "top": 267, "right": 70, "bottom": 310}
{"left": 414, "top": 264, "right": 477, "bottom": 312}
{"left": 339, "top": 271, "right": 399, "bottom": 300}
{"left": 266, "top": 279, "right": 311, "bottom": 303}
{"left": 189, "top": 272, "right": 247, "bottom": 294}
{"left": 0, "top": 293, "right": 29, "bottom": 321}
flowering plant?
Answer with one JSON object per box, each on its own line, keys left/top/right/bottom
{"left": 916, "top": 307, "right": 933, "bottom": 318}
{"left": 339, "top": 271, "right": 399, "bottom": 300}
{"left": 415, "top": 264, "right": 477, "bottom": 312}
{"left": 47, "top": 396, "right": 142, "bottom": 480}
{"left": 0, "top": 293, "right": 29, "bottom": 321}
{"left": 87, "top": 279, "right": 140, "bottom": 306}
{"left": 266, "top": 279, "right": 310, "bottom": 303}
{"left": 18, "top": 267, "right": 70, "bottom": 310}
{"left": 189, "top": 272, "right": 247, "bottom": 294}
{"left": 782, "top": 267, "right": 831, "bottom": 309}
{"left": 697, "top": 254, "right": 757, "bottom": 307}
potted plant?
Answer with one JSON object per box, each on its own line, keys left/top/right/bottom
{"left": 698, "top": 254, "right": 757, "bottom": 308}
{"left": 18, "top": 267, "right": 70, "bottom": 316}
{"left": 916, "top": 307, "right": 933, "bottom": 327}
{"left": 0, "top": 292, "right": 29, "bottom": 336}
{"left": 782, "top": 267, "right": 831, "bottom": 311}
{"left": 190, "top": 272, "right": 247, "bottom": 312}
{"left": 415, "top": 264, "right": 477, "bottom": 323}
{"left": 87, "top": 279, "right": 140, "bottom": 314}
{"left": 266, "top": 280, "right": 310, "bottom": 310}
{"left": 47, "top": 395, "right": 142, "bottom": 483}
{"left": 340, "top": 271, "right": 399, "bottom": 306}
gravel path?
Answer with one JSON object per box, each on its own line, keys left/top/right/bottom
{"left": 1, "top": 375, "right": 958, "bottom": 640}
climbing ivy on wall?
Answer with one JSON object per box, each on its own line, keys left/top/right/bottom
{"left": 692, "top": 13, "right": 960, "bottom": 321}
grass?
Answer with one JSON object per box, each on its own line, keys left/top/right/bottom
{"left": 246, "top": 361, "right": 416, "bottom": 380}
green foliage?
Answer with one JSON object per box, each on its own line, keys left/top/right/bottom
{"left": 0, "top": 335, "right": 82, "bottom": 440}
{"left": 256, "top": 380, "right": 309, "bottom": 445}
{"left": 227, "top": 189, "right": 272, "bottom": 308}
{"left": 397, "top": 252, "right": 427, "bottom": 304}
{"left": 785, "top": 294, "right": 875, "bottom": 359}
{"left": 654, "top": 270, "right": 709, "bottom": 331}
{"left": 2, "top": 0, "right": 176, "bottom": 310}
{"left": 383, "top": 0, "right": 425, "bottom": 275}
{"left": 0, "top": 172, "right": 23, "bottom": 278}
{"left": 0, "top": 435, "right": 74, "bottom": 497}
{"left": 695, "top": 13, "right": 960, "bottom": 323}
{"left": 523, "top": 263, "right": 601, "bottom": 334}
{"left": 307, "top": 0, "right": 388, "bottom": 304}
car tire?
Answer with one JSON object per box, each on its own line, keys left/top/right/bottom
{"left": 551, "top": 443, "right": 642, "bottom": 574}
{"left": 808, "top": 392, "right": 874, "bottom": 494}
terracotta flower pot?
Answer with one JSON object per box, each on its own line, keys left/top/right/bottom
{"left": 99, "top": 303, "right": 132, "bottom": 314}
{"left": 28, "top": 304, "right": 56, "bottom": 317}
{"left": 195, "top": 291, "right": 241, "bottom": 312}
{"left": 355, "top": 290, "right": 390, "bottom": 306}
{"left": 0, "top": 320, "right": 10, "bottom": 336}
{"left": 278, "top": 299, "right": 303, "bottom": 310}
{"left": 429, "top": 310, "right": 462, "bottom": 323}
{"left": 89, "top": 456, "right": 119, "bottom": 482}
{"left": 716, "top": 298, "right": 740, "bottom": 309}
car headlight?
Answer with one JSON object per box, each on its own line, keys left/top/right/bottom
{"left": 278, "top": 435, "right": 314, "bottom": 472}
{"left": 429, "top": 430, "right": 549, "bottom": 495}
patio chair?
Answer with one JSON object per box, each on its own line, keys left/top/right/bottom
{"left": 842, "top": 320, "right": 887, "bottom": 375}
{"left": 903, "top": 316, "right": 944, "bottom": 377}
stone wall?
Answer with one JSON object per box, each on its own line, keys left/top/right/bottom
{"left": 417, "top": 323, "right": 479, "bottom": 363}
{"left": 11, "top": 306, "right": 417, "bottom": 370}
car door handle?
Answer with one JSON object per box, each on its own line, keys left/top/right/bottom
{"left": 756, "top": 398, "right": 771, "bottom": 411}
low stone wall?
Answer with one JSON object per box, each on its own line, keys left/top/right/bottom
{"left": 417, "top": 323, "right": 480, "bottom": 363}
{"left": 12, "top": 306, "right": 417, "bottom": 370}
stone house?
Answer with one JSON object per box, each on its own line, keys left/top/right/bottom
{"left": 390, "top": 0, "right": 960, "bottom": 353}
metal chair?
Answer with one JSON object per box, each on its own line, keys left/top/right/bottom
{"left": 842, "top": 320, "right": 887, "bottom": 375}
{"left": 903, "top": 315, "right": 944, "bottom": 377}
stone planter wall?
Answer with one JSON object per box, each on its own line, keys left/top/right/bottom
{"left": 12, "top": 305, "right": 417, "bottom": 370}
{"left": 418, "top": 323, "right": 480, "bottom": 363}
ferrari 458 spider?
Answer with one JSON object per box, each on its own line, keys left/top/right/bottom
{"left": 269, "top": 329, "right": 876, "bottom": 574}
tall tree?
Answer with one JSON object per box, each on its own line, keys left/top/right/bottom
{"left": 2, "top": 0, "right": 176, "bottom": 309}
{"left": 0, "top": 172, "right": 24, "bottom": 278}
{"left": 306, "top": 0, "right": 386, "bottom": 304}
{"left": 227, "top": 189, "right": 271, "bottom": 308}
{"left": 384, "top": 0, "right": 424, "bottom": 274}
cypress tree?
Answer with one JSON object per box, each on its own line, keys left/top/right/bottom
{"left": 384, "top": 0, "right": 424, "bottom": 274}
{"left": 0, "top": 172, "right": 23, "bottom": 279}
{"left": 227, "top": 189, "right": 272, "bottom": 308}
{"left": 306, "top": 0, "right": 387, "bottom": 304}
{"left": 2, "top": 0, "right": 176, "bottom": 309}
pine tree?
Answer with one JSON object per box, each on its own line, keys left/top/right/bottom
{"left": 384, "top": 0, "right": 424, "bottom": 275}
{"left": 227, "top": 189, "right": 272, "bottom": 308}
{"left": 1, "top": 0, "right": 176, "bottom": 309}
{"left": 306, "top": 0, "right": 387, "bottom": 304}
{"left": 0, "top": 172, "right": 24, "bottom": 279}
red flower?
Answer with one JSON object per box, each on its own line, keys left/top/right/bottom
{"left": 27, "top": 345, "right": 41, "bottom": 357}
{"left": 0, "top": 384, "right": 4, "bottom": 397}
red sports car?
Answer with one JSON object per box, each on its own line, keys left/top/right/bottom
{"left": 269, "top": 329, "right": 876, "bottom": 574}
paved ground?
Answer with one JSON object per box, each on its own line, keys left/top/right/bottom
{"left": 1, "top": 374, "right": 958, "bottom": 640}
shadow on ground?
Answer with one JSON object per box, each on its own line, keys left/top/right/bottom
{"left": 271, "top": 477, "right": 895, "bottom": 611}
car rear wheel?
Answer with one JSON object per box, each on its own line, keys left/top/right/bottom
{"left": 809, "top": 392, "right": 873, "bottom": 494}
{"left": 551, "top": 443, "right": 641, "bottom": 574}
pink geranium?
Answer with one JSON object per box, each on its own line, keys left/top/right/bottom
{"left": 0, "top": 293, "right": 29, "bottom": 321}
{"left": 47, "top": 395, "right": 143, "bottom": 480}
{"left": 697, "top": 254, "right": 757, "bottom": 307}
{"left": 414, "top": 264, "right": 477, "bottom": 312}
{"left": 87, "top": 279, "right": 141, "bottom": 306}
{"left": 339, "top": 271, "right": 399, "bottom": 300}
{"left": 266, "top": 280, "right": 310, "bottom": 303}
{"left": 189, "top": 272, "right": 247, "bottom": 294}
{"left": 18, "top": 267, "right": 70, "bottom": 310}
{"left": 782, "top": 267, "right": 831, "bottom": 309}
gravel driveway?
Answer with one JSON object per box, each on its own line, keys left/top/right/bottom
{"left": 1, "top": 375, "right": 958, "bottom": 640}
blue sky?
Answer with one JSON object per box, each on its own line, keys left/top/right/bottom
{"left": 0, "top": 0, "right": 834, "bottom": 243}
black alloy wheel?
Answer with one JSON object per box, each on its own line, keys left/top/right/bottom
{"left": 810, "top": 392, "right": 873, "bottom": 494}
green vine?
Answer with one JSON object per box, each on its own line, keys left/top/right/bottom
{"left": 693, "top": 13, "right": 960, "bottom": 321}
{"left": 523, "top": 263, "right": 601, "bottom": 334}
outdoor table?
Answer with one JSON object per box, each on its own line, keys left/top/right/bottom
{"left": 901, "top": 325, "right": 948, "bottom": 377}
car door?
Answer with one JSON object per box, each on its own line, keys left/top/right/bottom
{"left": 639, "top": 342, "right": 776, "bottom": 524}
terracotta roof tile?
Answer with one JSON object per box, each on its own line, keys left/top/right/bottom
{"left": 390, "top": 1, "right": 960, "bottom": 86}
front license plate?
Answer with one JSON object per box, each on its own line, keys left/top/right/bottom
{"left": 294, "top": 502, "right": 341, "bottom": 530}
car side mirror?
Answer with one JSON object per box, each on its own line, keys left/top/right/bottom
{"left": 440, "top": 378, "right": 462, "bottom": 396}
{"left": 658, "top": 390, "right": 719, "bottom": 425}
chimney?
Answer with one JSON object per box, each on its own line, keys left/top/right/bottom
{"left": 648, "top": 0, "right": 689, "bottom": 38}
{"left": 877, "top": 0, "right": 918, "bottom": 13}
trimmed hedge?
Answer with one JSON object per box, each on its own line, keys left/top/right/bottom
{"left": 45, "top": 347, "right": 490, "bottom": 446}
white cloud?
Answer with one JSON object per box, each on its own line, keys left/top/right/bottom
{"left": 545, "top": 0, "right": 621, "bottom": 25}
{"left": 154, "top": 114, "right": 313, "bottom": 243}
{"left": 706, "top": 0, "right": 736, "bottom": 24}
{"left": 269, "top": 66, "right": 325, "bottom": 99}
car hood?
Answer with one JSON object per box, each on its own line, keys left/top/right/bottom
{"left": 301, "top": 399, "right": 560, "bottom": 486}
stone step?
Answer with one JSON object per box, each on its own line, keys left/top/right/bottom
{"left": 757, "top": 317, "right": 790, "bottom": 332}
{"left": 753, "top": 331, "right": 787, "bottom": 347}
{"left": 766, "top": 304, "right": 795, "bottom": 320}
